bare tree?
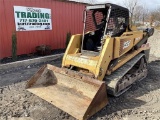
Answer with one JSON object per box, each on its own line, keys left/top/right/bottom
{"left": 150, "top": 7, "right": 160, "bottom": 26}
{"left": 134, "top": 4, "right": 150, "bottom": 25}
{"left": 123, "top": 0, "right": 139, "bottom": 25}
{"left": 134, "top": 5, "right": 143, "bottom": 23}
{"left": 141, "top": 6, "right": 149, "bottom": 25}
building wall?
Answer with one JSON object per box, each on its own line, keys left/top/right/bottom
{"left": 0, "top": 0, "right": 85, "bottom": 59}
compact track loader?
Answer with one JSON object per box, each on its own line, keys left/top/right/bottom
{"left": 26, "top": 3, "right": 154, "bottom": 120}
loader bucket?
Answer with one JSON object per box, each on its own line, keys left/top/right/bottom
{"left": 26, "top": 64, "right": 108, "bottom": 120}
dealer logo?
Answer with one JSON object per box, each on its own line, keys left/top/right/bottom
{"left": 123, "top": 40, "right": 131, "bottom": 49}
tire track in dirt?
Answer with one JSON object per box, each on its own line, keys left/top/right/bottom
{"left": 1, "top": 60, "right": 160, "bottom": 120}
{"left": 0, "top": 30, "right": 160, "bottom": 120}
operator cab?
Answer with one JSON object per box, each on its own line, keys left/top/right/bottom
{"left": 82, "top": 4, "right": 129, "bottom": 56}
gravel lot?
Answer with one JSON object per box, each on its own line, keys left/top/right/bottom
{"left": 0, "top": 29, "right": 160, "bottom": 120}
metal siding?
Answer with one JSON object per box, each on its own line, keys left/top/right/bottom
{"left": 0, "top": 0, "right": 3, "bottom": 58}
{"left": 0, "top": 0, "right": 85, "bottom": 59}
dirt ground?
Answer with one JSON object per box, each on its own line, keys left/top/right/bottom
{"left": 0, "top": 30, "right": 160, "bottom": 120}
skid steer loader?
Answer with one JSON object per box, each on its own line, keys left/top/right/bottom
{"left": 26, "top": 3, "right": 154, "bottom": 120}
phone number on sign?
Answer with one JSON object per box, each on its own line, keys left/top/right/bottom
{"left": 20, "top": 19, "right": 49, "bottom": 23}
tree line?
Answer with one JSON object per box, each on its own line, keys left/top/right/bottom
{"left": 123, "top": 0, "right": 160, "bottom": 27}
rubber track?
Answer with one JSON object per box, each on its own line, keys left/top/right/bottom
{"left": 105, "top": 53, "right": 145, "bottom": 96}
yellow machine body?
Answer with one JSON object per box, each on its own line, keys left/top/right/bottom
{"left": 26, "top": 30, "right": 150, "bottom": 120}
{"left": 26, "top": 3, "right": 153, "bottom": 120}
{"left": 62, "top": 31, "right": 149, "bottom": 80}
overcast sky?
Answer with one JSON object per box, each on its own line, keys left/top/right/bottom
{"left": 70, "top": 0, "right": 160, "bottom": 10}
{"left": 97, "top": 0, "right": 160, "bottom": 10}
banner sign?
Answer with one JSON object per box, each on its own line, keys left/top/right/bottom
{"left": 14, "top": 6, "right": 52, "bottom": 31}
